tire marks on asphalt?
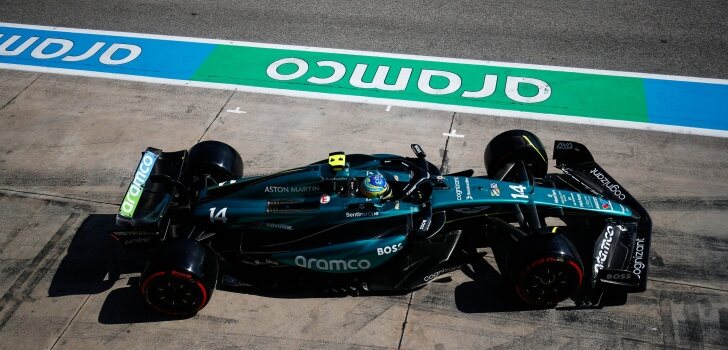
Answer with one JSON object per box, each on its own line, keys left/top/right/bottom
{"left": 642, "top": 197, "right": 728, "bottom": 211}
{"left": 0, "top": 213, "right": 79, "bottom": 329}
{"left": 658, "top": 298, "right": 677, "bottom": 349}
{"left": 681, "top": 303, "right": 705, "bottom": 349}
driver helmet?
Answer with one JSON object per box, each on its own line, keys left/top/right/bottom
{"left": 360, "top": 174, "right": 391, "bottom": 199}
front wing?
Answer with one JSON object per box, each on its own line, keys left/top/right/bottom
{"left": 553, "top": 140, "right": 652, "bottom": 293}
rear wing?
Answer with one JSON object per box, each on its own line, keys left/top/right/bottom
{"left": 553, "top": 141, "right": 652, "bottom": 293}
{"left": 115, "top": 147, "right": 186, "bottom": 230}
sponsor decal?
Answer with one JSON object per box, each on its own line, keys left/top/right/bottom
{"left": 548, "top": 189, "right": 559, "bottom": 204}
{"left": 464, "top": 178, "right": 473, "bottom": 200}
{"left": 377, "top": 243, "right": 403, "bottom": 256}
{"left": 263, "top": 222, "right": 293, "bottom": 230}
{"left": 599, "top": 198, "right": 612, "bottom": 210}
{"left": 593, "top": 225, "right": 617, "bottom": 276}
{"left": 265, "top": 185, "right": 320, "bottom": 193}
{"left": 119, "top": 151, "right": 158, "bottom": 218}
{"left": 560, "top": 191, "right": 568, "bottom": 203}
{"left": 0, "top": 34, "right": 142, "bottom": 65}
{"left": 556, "top": 141, "right": 574, "bottom": 150}
{"left": 294, "top": 256, "right": 371, "bottom": 271}
{"left": 121, "top": 237, "right": 152, "bottom": 244}
{"left": 490, "top": 183, "right": 501, "bottom": 197}
{"left": 111, "top": 230, "right": 157, "bottom": 237}
{"left": 423, "top": 266, "right": 459, "bottom": 282}
{"left": 346, "top": 211, "right": 379, "bottom": 218}
{"left": 111, "top": 230, "right": 159, "bottom": 245}
{"left": 267, "top": 58, "right": 552, "bottom": 103}
{"left": 632, "top": 238, "right": 646, "bottom": 278}
{"left": 454, "top": 177, "right": 463, "bottom": 200}
{"left": 452, "top": 206, "right": 490, "bottom": 214}
{"left": 320, "top": 194, "right": 330, "bottom": 204}
{"left": 241, "top": 258, "right": 280, "bottom": 266}
{"left": 548, "top": 190, "right": 592, "bottom": 209}
{"left": 605, "top": 273, "right": 632, "bottom": 280}
{"left": 589, "top": 168, "right": 627, "bottom": 200}
{"left": 324, "top": 177, "right": 349, "bottom": 181}
{"left": 418, "top": 218, "right": 432, "bottom": 231}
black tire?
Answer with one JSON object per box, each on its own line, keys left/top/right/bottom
{"left": 484, "top": 130, "right": 548, "bottom": 179}
{"left": 508, "top": 234, "right": 583, "bottom": 307}
{"left": 140, "top": 239, "right": 219, "bottom": 316}
{"left": 187, "top": 140, "right": 243, "bottom": 183}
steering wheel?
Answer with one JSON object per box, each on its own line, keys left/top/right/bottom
{"left": 381, "top": 158, "right": 441, "bottom": 237}
{"left": 381, "top": 158, "right": 432, "bottom": 202}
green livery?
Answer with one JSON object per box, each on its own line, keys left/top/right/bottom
{"left": 113, "top": 131, "right": 652, "bottom": 316}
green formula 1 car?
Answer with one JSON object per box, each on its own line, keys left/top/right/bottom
{"left": 112, "top": 130, "right": 652, "bottom": 316}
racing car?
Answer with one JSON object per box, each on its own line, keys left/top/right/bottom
{"left": 112, "top": 129, "right": 652, "bottom": 316}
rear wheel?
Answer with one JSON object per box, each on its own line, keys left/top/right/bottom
{"left": 140, "top": 239, "right": 219, "bottom": 316}
{"left": 507, "top": 234, "right": 583, "bottom": 307}
{"left": 186, "top": 140, "right": 243, "bottom": 183}
{"left": 484, "top": 130, "right": 548, "bottom": 179}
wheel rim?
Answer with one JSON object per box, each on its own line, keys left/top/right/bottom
{"left": 515, "top": 257, "right": 582, "bottom": 306}
{"left": 141, "top": 271, "right": 207, "bottom": 315}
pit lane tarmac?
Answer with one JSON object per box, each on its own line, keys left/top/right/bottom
{"left": 0, "top": 70, "right": 727, "bottom": 349}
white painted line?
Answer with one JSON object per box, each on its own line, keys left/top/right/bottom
{"left": 443, "top": 130, "right": 465, "bottom": 138}
{"left": 385, "top": 105, "right": 391, "bottom": 112}
{"left": 227, "top": 107, "right": 247, "bottom": 114}
{"left": 1, "top": 22, "right": 727, "bottom": 85}
{"left": 2, "top": 62, "right": 727, "bottom": 138}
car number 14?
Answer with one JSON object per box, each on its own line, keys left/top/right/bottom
{"left": 209, "top": 207, "right": 228, "bottom": 223}
{"left": 509, "top": 184, "right": 528, "bottom": 199}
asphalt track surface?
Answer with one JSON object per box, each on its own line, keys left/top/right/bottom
{"left": 1, "top": 0, "right": 727, "bottom": 78}
{"left": 0, "top": 1, "right": 727, "bottom": 349}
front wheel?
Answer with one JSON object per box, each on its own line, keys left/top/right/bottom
{"left": 514, "top": 256, "right": 583, "bottom": 306}
{"left": 507, "top": 234, "right": 584, "bottom": 307}
{"left": 140, "top": 239, "right": 219, "bottom": 316}
{"left": 484, "top": 129, "right": 548, "bottom": 179}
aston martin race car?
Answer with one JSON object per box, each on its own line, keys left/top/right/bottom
{"left": 112, "top": 130, "right": 652, "bottom": 316}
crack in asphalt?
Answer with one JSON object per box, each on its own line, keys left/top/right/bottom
{"left": 397, "top": 292, "right": 414, "bottom": 350}
{"left": 439, "top": 112, "right": 457, "bottom": 174}
{"left": 197, "top": 89, "right": 236, "bottom": 143}
{"left": 0, "top": 188, "right": 118, "bottom": 207}
{"left": 0, "top": 74, "right": 41, "bottom": 112}
{"left": 650, "top": 278, "right": 728, "bottom": 293}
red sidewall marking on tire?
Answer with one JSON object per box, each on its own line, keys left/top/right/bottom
{"left": 140, "top": 271, "right": 166, "bottom": 294}
{"left": 140, "top": 270, "right": 209, "bottom": 313}
{"left": 516, "top": 257, "right": 584, "bottom": 305}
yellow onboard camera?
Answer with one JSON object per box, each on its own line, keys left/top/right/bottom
{"left": 328, "top": 151, "right": 346, "bottom": 171}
